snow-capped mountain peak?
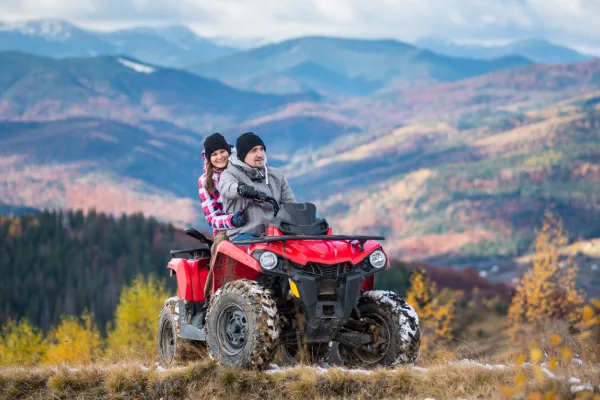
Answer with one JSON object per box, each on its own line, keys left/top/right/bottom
{"left": 0, "top": 19, "right": 75, "bottom": 41}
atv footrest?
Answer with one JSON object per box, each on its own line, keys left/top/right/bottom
{"left": 179, "top": 324, "right": 206, "bottom": 341}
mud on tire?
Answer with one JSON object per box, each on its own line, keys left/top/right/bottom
{"left": 206, "top": 279, "right": 280, "bottom": 369}
{"left": 339, "top": 290, "right": 421, "bottom": 367}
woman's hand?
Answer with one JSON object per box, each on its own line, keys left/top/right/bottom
{"left": 231, "top": 210, "right": 247, "bottom": 227}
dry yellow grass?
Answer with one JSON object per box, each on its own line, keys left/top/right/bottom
{"left": 2, "top": 356, "right": 597, "bottom": 400}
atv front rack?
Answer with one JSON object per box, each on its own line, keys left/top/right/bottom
{"left": 234, "top": 235, "right": 385, "bottom": 251}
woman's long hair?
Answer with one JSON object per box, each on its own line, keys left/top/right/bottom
{"left": 205, "top": 162, "right": 216, "bottom": 193}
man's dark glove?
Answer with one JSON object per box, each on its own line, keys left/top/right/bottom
{"left": 237, "top": 183, "right": 267, "bottom": 201}
{"left": 231, "top": 210, "right": 247, "bottom": 227}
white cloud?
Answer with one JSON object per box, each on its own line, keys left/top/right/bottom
{"left": 1, "top": 0, "right": 600, "bottom": 53}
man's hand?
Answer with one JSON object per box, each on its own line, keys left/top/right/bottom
{"left": 231, "top": 210, "right": 246, "bottom": 227}
{"left": 237, "top": 183, "right": 267, "bottom": 201}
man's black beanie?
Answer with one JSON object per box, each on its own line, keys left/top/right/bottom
{"left": 236, "top": 132, "right": 266, "bottom": 162}
{"left": 204, "top": 132, "right": 231, "bottom": 158}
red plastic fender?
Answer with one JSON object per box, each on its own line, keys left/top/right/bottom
{"left": 213, "top": 241, "right": 261, "bottom": 271}
{"left": 168, "top": 258, "right": 192, "bottom": 301}
{"left": 189, "top": 258, "right": 210, "bottom": 302}
{"left": 211, "top": 241, "right": 262, "bottom": 293}
{"left": 168, "top": 257, "right": 210, "bottom": 302}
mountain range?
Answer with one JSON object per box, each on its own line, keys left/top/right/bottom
{"left": 414, "top": 37, "right": 593, "bottom": 64}
{"left": 0, "top": 51, "right": 317, "bottom": 130}
{"left": 0, "top": 19, "right": 238, "bottom": 66}
{"left": 188, "top": 36, "right": 532, "bottom": 96}
{"left": 3, "top": 18, "right": 598, "bottom": 98}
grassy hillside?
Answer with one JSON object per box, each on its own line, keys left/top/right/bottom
{"left": 2, "top": 357, "right": 599, "bottom": 399}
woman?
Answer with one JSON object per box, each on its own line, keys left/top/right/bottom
{"left": 198, "top": 133, "right": 246, "bottom": 295}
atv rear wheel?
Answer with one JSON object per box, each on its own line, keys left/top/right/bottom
{"left": 157, "top": 298, "right": 206, "bottom": 366}
{"left": 157, "top": 305, "right": 178, "bottom": 365}
{"left": 338, "top": 290, "right": 420, "bottom": 367}
{"left": 206, "top": 279, "right": 280, "bottom": 369}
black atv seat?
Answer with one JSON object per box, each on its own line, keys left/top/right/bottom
{"left": 271, "top": 202, "right": 329, "bottom": 236}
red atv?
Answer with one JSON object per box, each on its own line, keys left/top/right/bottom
{"left": 157, "top": 198, "right": 420, "bottom": 369}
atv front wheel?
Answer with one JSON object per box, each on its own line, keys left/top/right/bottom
{"left": 338, "top": 290, "right": 420, "bottom": 367}
{"left": 206, "top": 279, "right": 280, "bottom": 369}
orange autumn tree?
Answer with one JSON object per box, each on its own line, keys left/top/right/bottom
{"left": 508, "top": 210, "right": 585, "bottom": 337}
{"left": 406, "top": 267, "right": 456, "bottom": 352}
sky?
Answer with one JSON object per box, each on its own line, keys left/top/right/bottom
{"left": 2, "top": 0, "right": 600, "bottom": 54}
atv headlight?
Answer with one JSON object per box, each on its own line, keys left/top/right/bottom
{"left": 259, "top": 251, "right": 278, "bottom": 270}
{"left": 369, "top": 250, "right": 387, "bottom": 268}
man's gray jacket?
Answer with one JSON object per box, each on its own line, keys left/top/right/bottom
{"left": 218, "top": 153, "right": 295, "bottom": 239}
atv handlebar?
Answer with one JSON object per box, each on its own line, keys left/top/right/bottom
{"left": 259, "top": 195, "right": 280, "bottom": 217}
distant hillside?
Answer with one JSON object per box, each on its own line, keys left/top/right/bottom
{"left": 415, "top": 37, "right": 593, "bottom": 64}
{"left": 239, "top": 113, "right": 361, "bottom": 163}
{"left": 0, "top": 51, "right": 314, "bottom": 129}
{"left": 285, "top": 90, "right": 600, "bottom": 281}
{"left": 0, "top": 19, "right": 238, "bottom": 66}
{"left": 0, "top": 111, "right": 359, "bottom": 226}
{"left": 335, "top": 58, "right": 600, "bottom": 131}
{"left": 189, "top": 36, "right": 532, "bottom": 96}
{"left": 0, "top": 117, "right": 205, "bottom": 227}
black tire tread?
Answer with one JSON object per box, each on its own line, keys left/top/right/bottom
{"left": 206, "top": 279, "right": 280, "bottom": 369}
{"left": 359, "top": 290, "right": 421, "bottom": 365}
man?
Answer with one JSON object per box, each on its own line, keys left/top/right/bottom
{"left": 218, "top": 131, "right": 295, "bottom": 241}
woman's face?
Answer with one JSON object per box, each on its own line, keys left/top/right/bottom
{"left": 210, "top": 149, "right": 229, "bottom": 169}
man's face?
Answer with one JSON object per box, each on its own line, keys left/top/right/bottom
{"left": 244, "top": 145, "right": 265, "bottom": 168}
